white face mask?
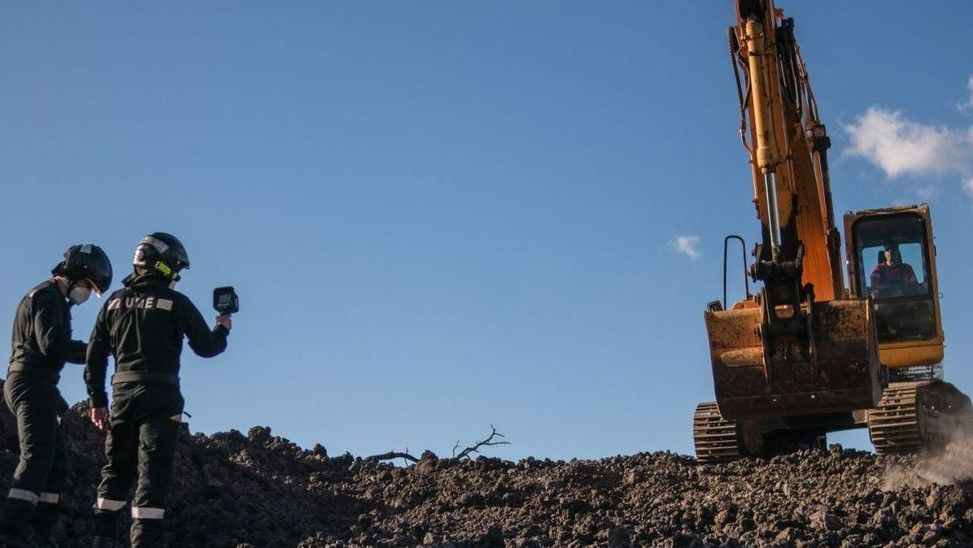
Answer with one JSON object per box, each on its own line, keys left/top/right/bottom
{"left": 68, "top": 286, "right": 92, "bottom": 305}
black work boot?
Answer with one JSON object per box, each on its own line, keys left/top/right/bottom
{"left": 0, "top": 533, "right": 35, "bottom": 548}
{"left": 30, "top": 502, "right": 58, "bottom": 548}
{"left": 91, "top": 509, "right": 120, "bottom": 544}
{"left": 0, "top": 498, "right": 35, "bottom": 548}
{"left": 130, "top": 519, "right": 163, "bottom": 548}
{"left": 29, "top": 534, "right": 56, "bottom": 548}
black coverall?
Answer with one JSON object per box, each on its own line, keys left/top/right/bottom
{"left": 1, "top": 281, "right": 85, "bottom": 539}
{"left": 85, "top": 274, "right": 228, "bottom": 547}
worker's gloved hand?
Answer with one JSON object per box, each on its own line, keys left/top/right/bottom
{"left": 90, "top": 407, "right": 109, "bottom": 431}
{"left": 216, "top": 315, "right": 232, "bottom": 331}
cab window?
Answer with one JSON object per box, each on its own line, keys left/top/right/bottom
{"left": 852, "top": 213, "right": 936, "bottom": 342}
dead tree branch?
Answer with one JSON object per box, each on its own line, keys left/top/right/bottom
{"left": 363, "top": 425, "right": 511, "bottom": 465}
{"left": 364, "top": 451, "right": 419, "bottom": 464}
{"left": 451, "top": 424, "right": 510, "bottom": 460}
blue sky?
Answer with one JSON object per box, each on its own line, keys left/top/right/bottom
{"left": 2, "top": 2, "right": 972, "bottom": 460}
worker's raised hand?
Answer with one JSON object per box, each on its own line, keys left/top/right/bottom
{"left": 90, "top": 406, "right": 110, "bottom": 431}
{"left": 217, "top": 315, "right": 232, "bottom": 331}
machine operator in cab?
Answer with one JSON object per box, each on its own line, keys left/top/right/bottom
{"left": 870, "top": 243, "right": 918, "bottom": 298}
{"left": 85, "top": 233, "right": 231, "bottom": 548}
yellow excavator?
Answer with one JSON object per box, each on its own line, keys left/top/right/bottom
{"left": 693, "top": 0, "right": 972, "bottom": 463}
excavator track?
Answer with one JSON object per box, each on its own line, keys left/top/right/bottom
{"left": 868, "top": 381, "right": 973, "bottom": 455}
{"left": 693, "top": 402, "right": 742, "bottom": 464}
{"left": 868, "top": 382, "right": 924, "bottom": 454}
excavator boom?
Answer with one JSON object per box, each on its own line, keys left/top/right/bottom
{"left": 704, "top": 0, "right": 878, "bottom": 422}
{"left": 694, "top": 1, "right": 882, "bottom": 461}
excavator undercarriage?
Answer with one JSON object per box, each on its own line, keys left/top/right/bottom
{"left": 868, "top": 381, "right": 973, "bottom": 455}
{"left": 695, "top": 380, "right": 973, "bottom": 464}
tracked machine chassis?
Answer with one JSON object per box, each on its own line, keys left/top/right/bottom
{"left": 695, "top": 380, "right": 973, "bottom": 464}
{"left": 694, "top": 401, "right": 853, "bottom": 464}
{"left": 693, "top": 402, "right": 742, "bottom": 464}
{"left": 868, "top": 380, "right": 973, "bottom": 455}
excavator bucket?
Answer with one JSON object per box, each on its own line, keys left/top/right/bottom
{"left": 704, "top": 299, "right": 881, "bottom": 421}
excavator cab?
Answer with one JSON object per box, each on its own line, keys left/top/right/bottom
{"left": 842, "top": 205, "right": 971, "bottom": 454}
{"left": 844, "top": 204, "right": 944, "bottom": 374}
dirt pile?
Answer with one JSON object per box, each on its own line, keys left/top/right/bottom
{"left": 2, "top": 387, "right": 973, "bottom": 547}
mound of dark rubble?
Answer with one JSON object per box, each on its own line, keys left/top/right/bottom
{"left": 2, "top": 390, "right": 973, "bottom": 546}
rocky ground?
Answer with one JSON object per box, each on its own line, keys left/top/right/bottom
{"left": 2, "top": 384, "right": 973, "bottom": 547}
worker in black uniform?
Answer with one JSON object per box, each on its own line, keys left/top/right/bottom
{"left": 0, "top": 245, "right": 113, "bottom": 548}
{"left": 85, "top": 233, "right": 230, "bottom": 548}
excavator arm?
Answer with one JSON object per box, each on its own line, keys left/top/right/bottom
{"left": 732, "top": 0, "right": 841, "bottom": 307}
{"left": 702, "top": 0, "right": 879, "bottom": 422}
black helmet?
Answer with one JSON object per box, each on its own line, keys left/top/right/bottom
{"left": 133, "top": 232, "right": 190, "bottom": 281}
{"left": 53, "top": 244, "right": 113, "bottom": 294}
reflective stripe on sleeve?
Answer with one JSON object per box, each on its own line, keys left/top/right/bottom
{"left": 95, "top": 498, "right": 127, "bottom": 511}
{"left": 131, "top": 506, "right": 165, "bottom": 519}
{"left": 7, "top": 489, "right": 39, "bottom": 504}
{"left": 38, "top": 492, "right": 60, "bottom": 504}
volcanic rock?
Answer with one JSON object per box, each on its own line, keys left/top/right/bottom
{"left": 1, "top": 379, "right": 972, "bottom": 546}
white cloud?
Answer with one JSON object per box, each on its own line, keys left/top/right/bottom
{"left": 842, "top": 79, "right": 973, "bottom": 204}
{"left": 670, "top": 235, "right": 701, "bottom": 261}
{"left": 843, "top": 107, "right": 973, "bottom": 179}
{"left": 916, "top": 185, "right": 938, "bottom": 200}
{"left": 960, "top": 76, "right": 973, "bottom": 113}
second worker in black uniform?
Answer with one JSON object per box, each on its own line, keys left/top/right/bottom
{"left": 85, "top": 233, "right": 231, "bottom": 548}
{"left": 0, "top": 244, "right": 113, "bottom": 548}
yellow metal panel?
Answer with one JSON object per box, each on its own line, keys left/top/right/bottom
{"left": 880, "top": 342, "right": 944, "bottom": 369}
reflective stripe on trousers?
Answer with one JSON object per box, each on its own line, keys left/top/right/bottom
{"left": 7, "top": 488, "right": 38, "bottom": 504}
{"left": 131, "top": 506, "right": 164, "bottom": 520}
{"left": 95, "top": 497, "right": 127, "bottom": 511}
{"left": 38, "top": 492, "right": 59, "bottom": 504}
